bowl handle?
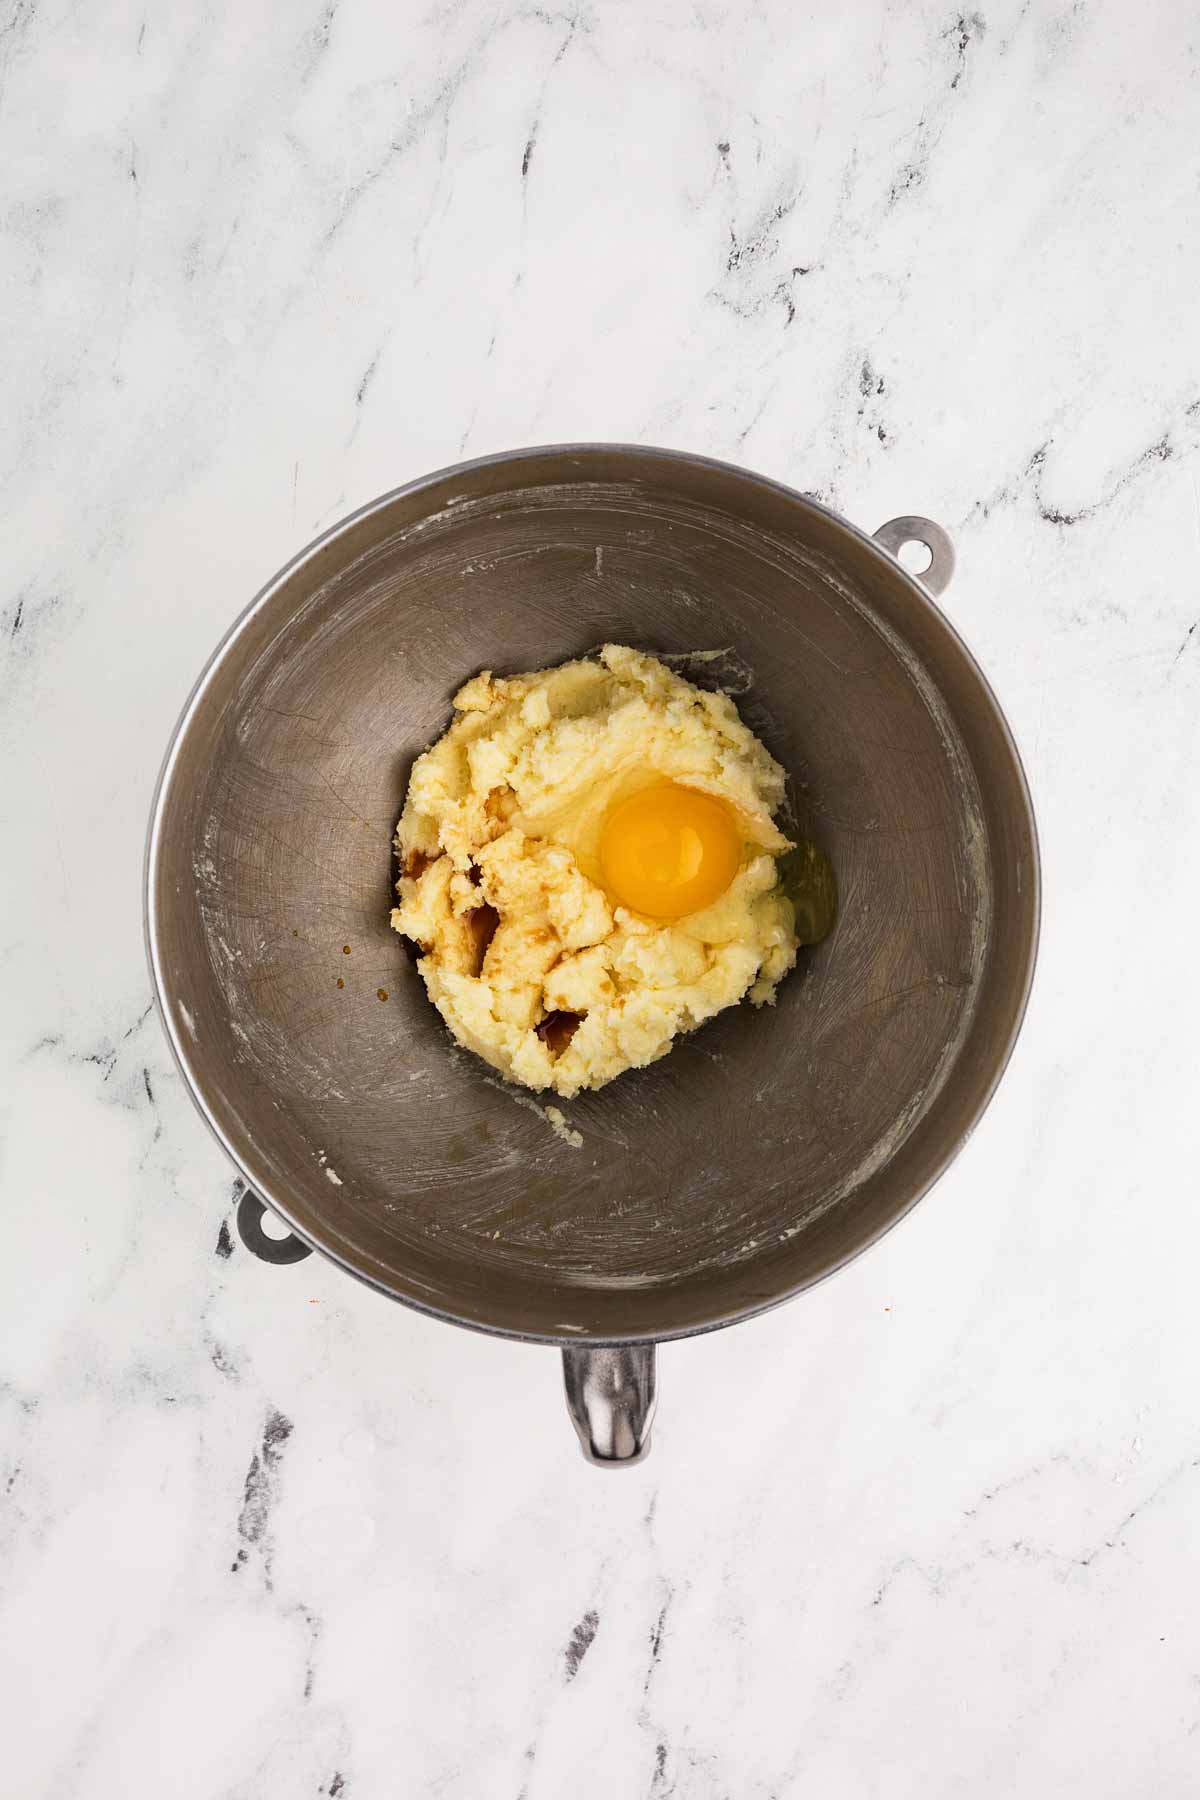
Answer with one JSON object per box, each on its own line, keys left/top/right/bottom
{"left": 873, "top": 516, "right": 956, "bottom": 597}
{"left": 235, "top": 1188, "right": 314, "bottom": 1265}
{"left": 563, "top": 1344, "right": 657, "bottom": 1467}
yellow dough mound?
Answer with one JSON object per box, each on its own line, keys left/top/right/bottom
{"left": 391, "top": 644, "right": 798, "bottom": 1098}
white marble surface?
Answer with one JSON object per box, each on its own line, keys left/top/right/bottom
{"left": 3, "top": 0, "right": 1200, "bottom": 1792}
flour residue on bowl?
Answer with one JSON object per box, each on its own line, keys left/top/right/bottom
{"left": 482, "top": 1077, "right": 584, "bottom": 1148}
{"left": 317, "top": 1149, "right": 345, "bottom": 1185}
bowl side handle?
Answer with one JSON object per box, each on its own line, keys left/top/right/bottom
{"left": 235, "top": 1188, "right": 314, "bottom": 1266}
{"left": 874, "top": 515, "right": 956, "bottom": 597}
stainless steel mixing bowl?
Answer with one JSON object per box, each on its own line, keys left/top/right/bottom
{"left": 145, "top": 446, "right": 1039, "bottom": 1464}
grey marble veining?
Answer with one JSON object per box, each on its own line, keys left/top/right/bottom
{"left": 3, "top": 1, "right": 1200, "bottom": 1794}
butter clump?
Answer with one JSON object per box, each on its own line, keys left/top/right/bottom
{"left": 391, "top": 645, "right": 798, "bottom": 1097}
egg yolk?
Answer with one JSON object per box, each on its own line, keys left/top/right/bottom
{"left": 598, "top": 782, "right": 742, "bottom": 920}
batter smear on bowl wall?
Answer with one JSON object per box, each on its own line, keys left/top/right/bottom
{"left": 391, "top": 644, "right": 801, "bottom": 1097}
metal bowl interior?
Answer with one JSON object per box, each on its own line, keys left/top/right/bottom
{"left": 146, "top": 447, "right": 1039, "bottom": 1342}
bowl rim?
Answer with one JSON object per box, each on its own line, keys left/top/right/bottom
{"left": 145, "top": 441, "right": 1042, "bottom": 1346}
